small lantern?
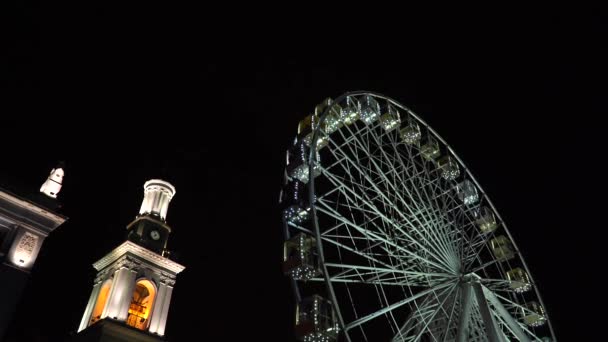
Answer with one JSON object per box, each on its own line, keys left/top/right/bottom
{"left": 295, "top": 295, "right": 340, "bottom": 342}
{"left": 456, "top": 180, "right": 479, "bottom": 205}
{"left": 380, "top": 104, "right": 401, "bottom": 132}
{"left": 438, "top": 156, "right": 460, "bottom": 180}
{"left": 360, "top": 95, "right": 380, "bottom": 125}
{"left": 474, "top": 206, "right": 497, "bottom": 233}
{"left": 341, "top": 96, "right": 360, "bottom": 125}
{"left": 506, "top": 267, "right": 532, "bottom": 293}
{"left": 283, "top": 233, "right": 321, "bottom": 281}
{"left": 521, "top": 301, "right": 546, "bottom": 327}
{"left": 490, "top": 235, "right": 515, "bottom": 261}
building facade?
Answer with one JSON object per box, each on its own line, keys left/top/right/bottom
{"left": 0, "top": 168, "right": 68, "bottom": 340}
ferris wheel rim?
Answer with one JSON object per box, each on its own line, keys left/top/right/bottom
{"left": 291, "top": 90, "right": 556, "bottom": 341}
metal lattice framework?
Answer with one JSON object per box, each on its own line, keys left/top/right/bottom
{"left": 280, "top": 91, "right": 556, "bottom": 342}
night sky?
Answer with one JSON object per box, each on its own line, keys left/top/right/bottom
{"left": 3, "top": 5, "right": 607, "bottom": 341}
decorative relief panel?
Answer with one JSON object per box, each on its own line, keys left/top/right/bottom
{"left": 115, "top": 255, "right": 140, "bottom": 270}
{"left": 160, "top": 271, "right": 176, "bottom": 286}
{"left": 14, "top": 232, "right": 39, "bottom": 264}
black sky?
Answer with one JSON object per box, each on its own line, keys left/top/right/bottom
{"left": 3, "top": 4, "right": 607, "bottom": 341}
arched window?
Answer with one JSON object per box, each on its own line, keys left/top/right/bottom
{"left": 126, "top": 279, "right": 156, "bottom": 330}
{"left": 90, "top": 279, "right": 112, "bottom": 325}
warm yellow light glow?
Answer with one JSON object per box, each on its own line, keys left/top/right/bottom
{"left": 127, "top": 279, "right": 156, "bottom": 331}
{"left": 90, "top": 280, "right": 112, "bottom": 325}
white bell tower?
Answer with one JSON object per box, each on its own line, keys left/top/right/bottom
{"left": 74, "top": 179, "right": 185, "bottom": 342}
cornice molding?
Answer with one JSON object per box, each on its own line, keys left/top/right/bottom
{"left": 0, "top": 189, "right": 66, "bottom": 229}
{"left": 93, "top": 241, "right": 185, "bottom": 274}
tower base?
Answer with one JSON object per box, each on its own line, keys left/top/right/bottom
{"left": 0, "top": 262, "right": 29, "bottom": 341}
{"left": 71, "top": 319, "right": 167, "bottom": 342}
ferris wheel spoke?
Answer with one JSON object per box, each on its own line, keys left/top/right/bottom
{"left": 491, "top": 291, "right": 538, "bottom": 317}
{"left": 460, "top": 223, "right": 495, "bottom": 269}
{"left": 351, "top": 127, "right": 454, "bottom": 249}
{"left": 318, "top": 186, "right": 450, "bottom": 272}
{"left": 316, "top": 203, "right": 454, "bottom": 274}
{"left": 324, "top": 263, "right": 452, "bottom": 280}
{"left": 329, "top": 131, "right": 458, "bottom": 269}
{"left": 391, "top": 309, "right": 419, "bottom": 342}
{"left": 382, "top": 136, "right": 462, "bottom": 268}
{"left": 312, "top": 277, "right": 430, "bottom": 287}
{"left": 467, "top": 256, "right": 510, "bottom": 275}
{"left": 322, "top": 267, "right": 413, "bottom": 285}
{"left": 344, "top": 280, "right": 455, "bottom": 332}
{"left": 479, "top": 278, "right": 523, "bottom": 289}
{"left": 317, "top": 232, "right": 408, "bottom": 273}
{"left": 319, "top": 170, "right": 456, "bottom": 273}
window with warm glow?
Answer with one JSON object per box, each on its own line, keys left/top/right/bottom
{"left": 90, "top": 280, "right": 112, "bottom": 325}
{"left": 127, "top": 279, "right": 156, "bottom": 330}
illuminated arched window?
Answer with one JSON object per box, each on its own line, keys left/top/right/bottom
{"left": 90, "top": 279, "right": 112, "bottom": 325}
{"left": 127, "top": 279, "right": 156, "bottom": 330}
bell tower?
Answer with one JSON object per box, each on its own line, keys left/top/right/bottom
{"left": 73, "top": 179, "right": 185, "bottom": 342}
{"left": 127, "top": 180, "right": 176, "bottom": 255}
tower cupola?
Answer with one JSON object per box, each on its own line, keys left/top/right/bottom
{"left": 138, "top": 179, "right": 176, "bottom": 221}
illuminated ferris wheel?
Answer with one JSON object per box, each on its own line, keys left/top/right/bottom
{"left": 279, "top": 91, "right": 556, "bottom": 342}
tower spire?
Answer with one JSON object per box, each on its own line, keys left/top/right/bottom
{"left": 40, "top": 163, "right": 65, "bottom": 199}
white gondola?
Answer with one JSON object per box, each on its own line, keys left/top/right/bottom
{"left": 295, "top": 295, "right": 340, "bottom": 342}
{"left": 283, "top": 233, "right": 321, "bottom": 281}
{"left": 490, "top": 235, "right": 515, "bottom": 261}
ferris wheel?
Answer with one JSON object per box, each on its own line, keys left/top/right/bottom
{"left": 279, "top": 91, "right": 556, "bottom": 342}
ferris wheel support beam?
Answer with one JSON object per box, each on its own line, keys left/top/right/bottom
{"left": 442, "top": 284, "right": 461, "bottom": 342}
{"left": 456, "top": 282, "right": 473, "bottom": 342}
{"left": 483, "top": 285, "right": 531, "bottom": 342}
{"left": 472, "top": 282, "right": 503, "bottom": 342}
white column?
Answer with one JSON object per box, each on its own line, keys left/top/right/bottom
{"left": 78, "top": 281, "right": 102, "bottom": 332}
{"left": 156, "top": 285, "right": 174, "bottom": 336}
{"left": 116, "top": 270, "right": 137, "bottom": 321}
{"left": 103, "top": 267, "right": 134, "bottom": 320}
{"left": 148, "top": 283, "right": 174, "bottom": 336}
{"left": 148, "top": 284, "right": 168, "bottom": 334}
